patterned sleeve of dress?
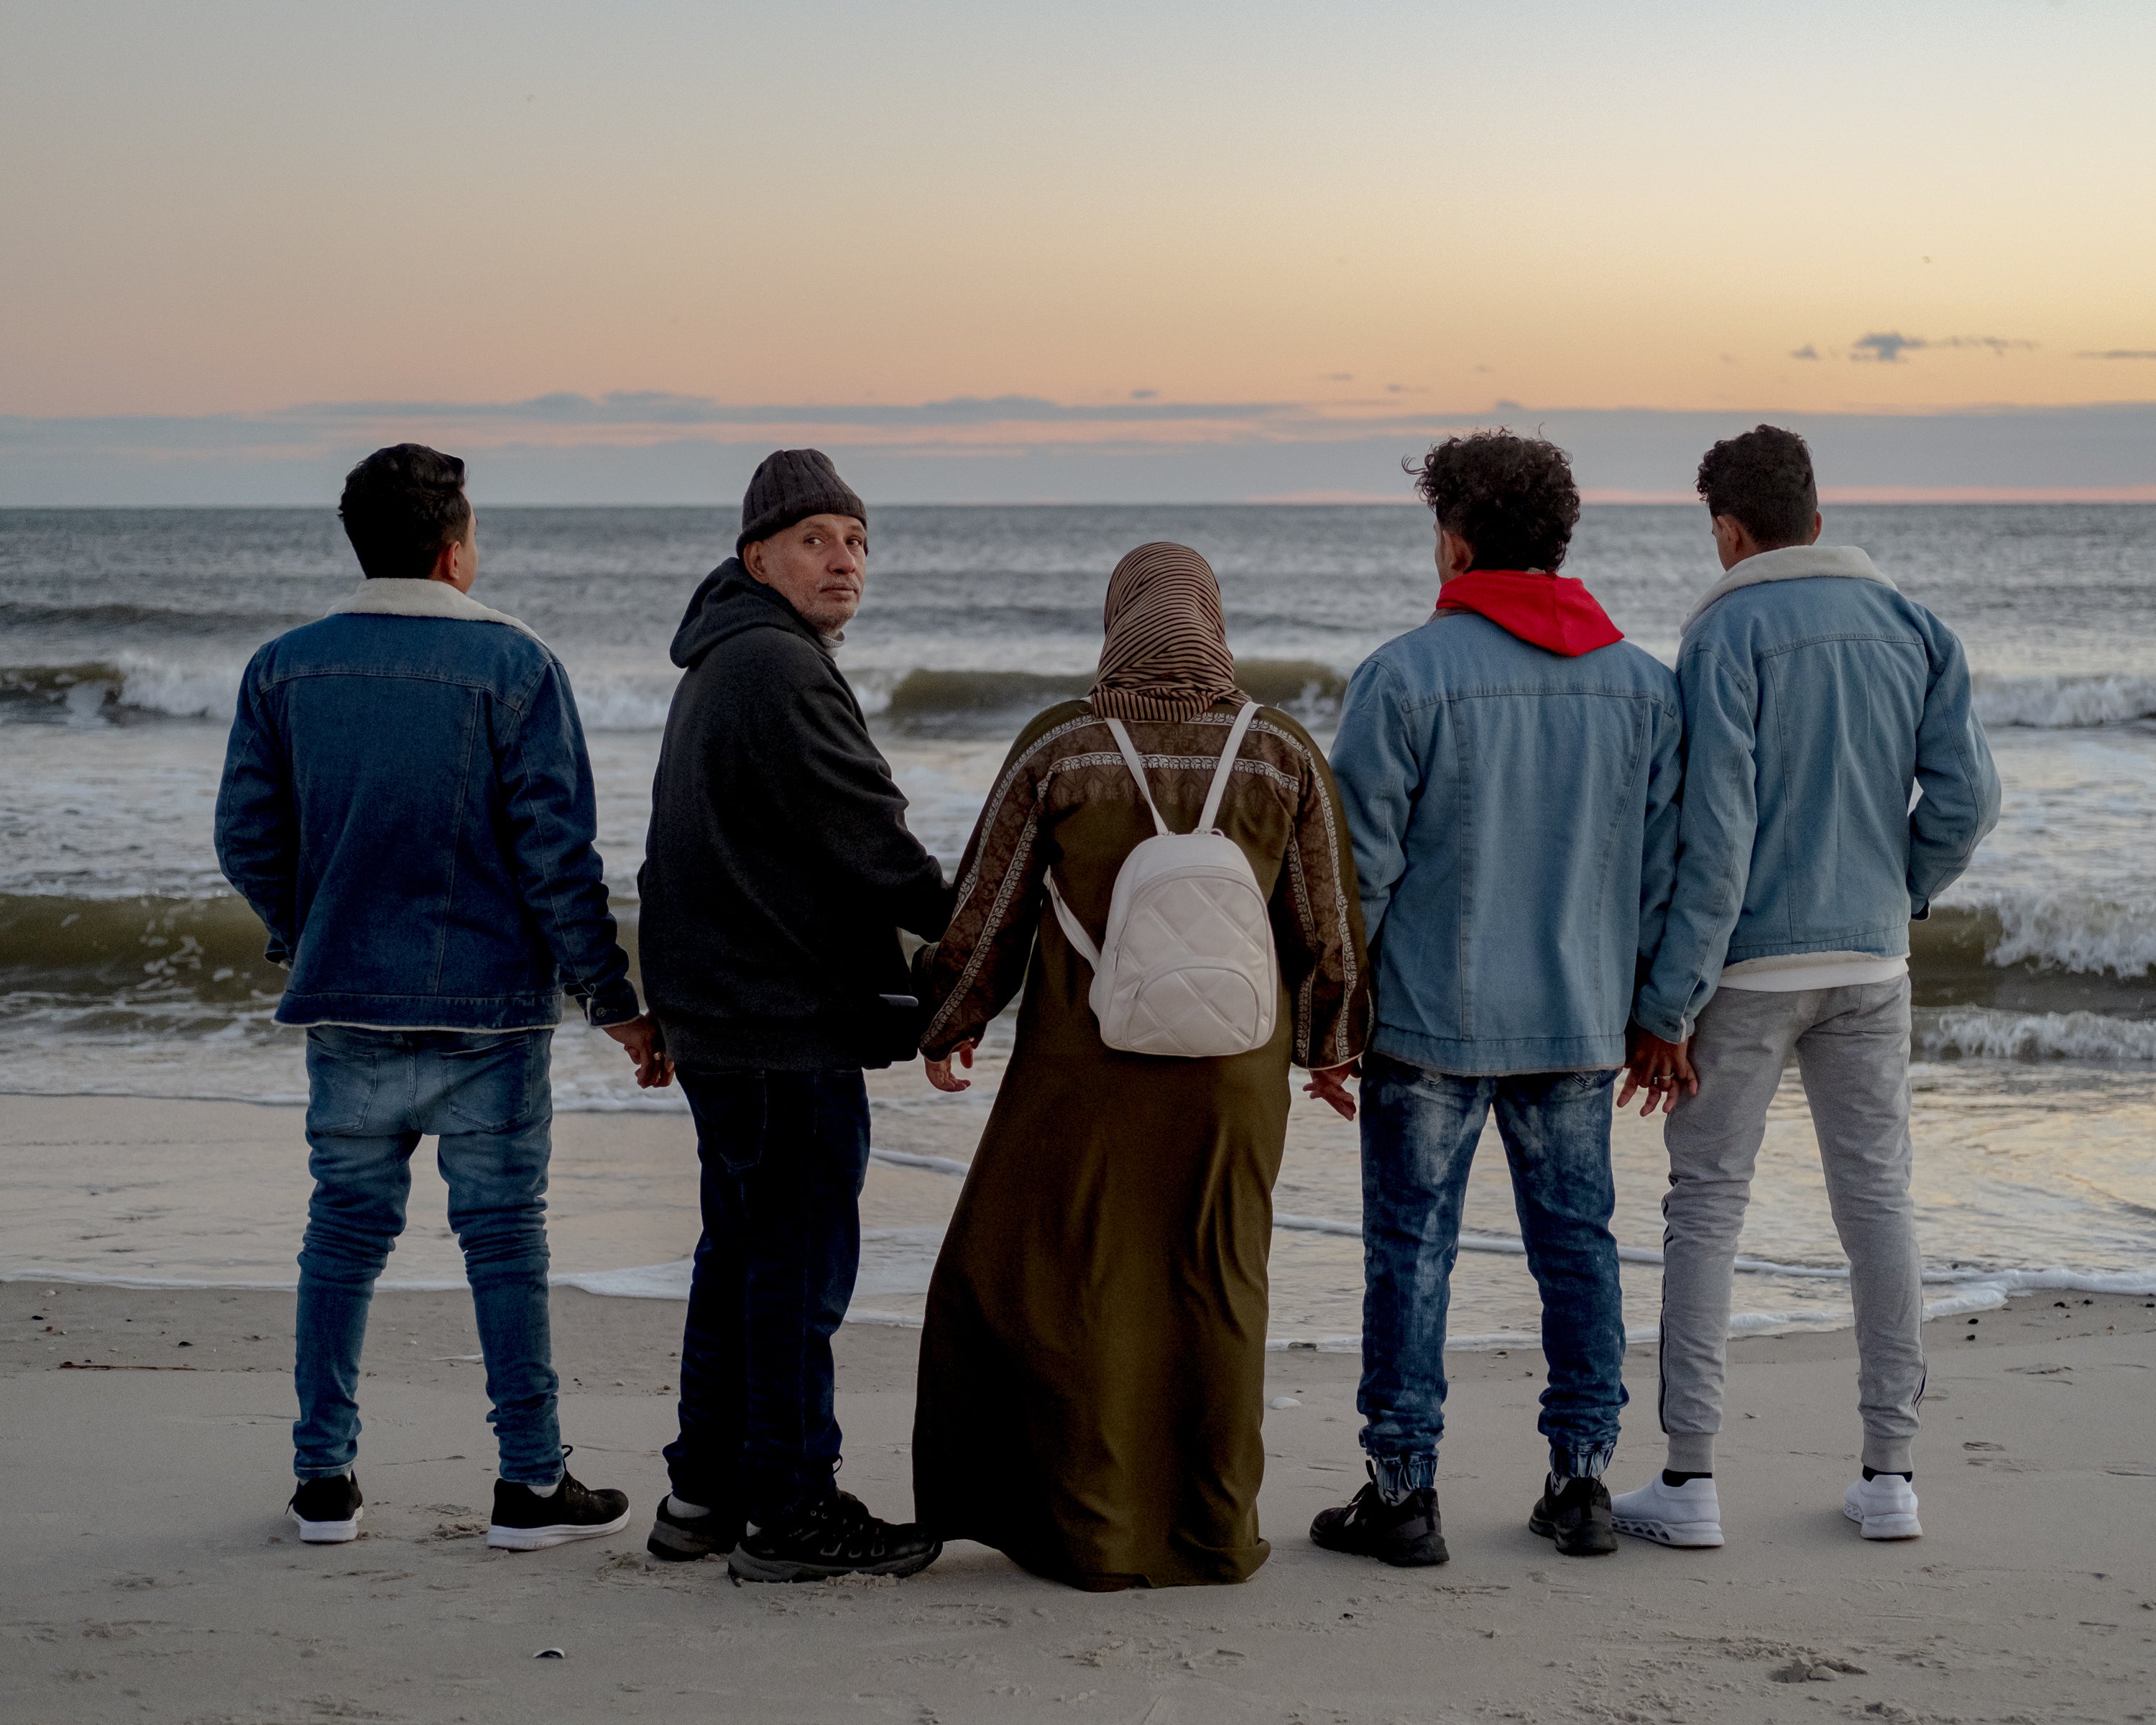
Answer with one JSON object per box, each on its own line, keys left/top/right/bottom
{"left": 1268, "top": 719, "right": 1371, "bottom": 1070}
{"left": 914, "top": 714, "right": 1060, "bottom": 1059}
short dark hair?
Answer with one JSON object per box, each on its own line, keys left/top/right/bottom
{"left": 1696, "top": 426, "right": 1816, "bottom": 548}
{"left": 1409, "top": 431, "right": 1580, "bottom": 573}
{"left": 338, "top": 443, "right": 471, "bottom": 580}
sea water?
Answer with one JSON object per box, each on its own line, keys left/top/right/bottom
{"left": 3, "top": 504, "right": 2153, "bottom": 1340}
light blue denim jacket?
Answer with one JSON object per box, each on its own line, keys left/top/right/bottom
{"left": 1631, "top": 546, "right": 2001, "bottom": 1042}
{"left": 1330, "top": 611, "right": 1682, "bottom": 1075}
{"left": 214, "top": 579, "right": 638, "bottom": 1031}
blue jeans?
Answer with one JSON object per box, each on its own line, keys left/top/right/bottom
{"left": 1357, "top": 1054, "right": 1627, "bottom": 1486}
{"left": 294, "top": 1026, "right": 562, "bottom": 1486}
{"left": 665, "top": 1067, "right": 871, "bottom": 1526}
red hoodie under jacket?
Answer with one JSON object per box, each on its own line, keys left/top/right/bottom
{"left": 1434, "top": 570, "right": 1623, "bottom": 658}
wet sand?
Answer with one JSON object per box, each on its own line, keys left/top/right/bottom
{"left": 4, "top": 1278, "right": 2153, "bottom": 1724}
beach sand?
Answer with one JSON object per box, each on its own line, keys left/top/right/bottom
{"left": 5, "top": 1270, "right": 2152, "bottom": 1722}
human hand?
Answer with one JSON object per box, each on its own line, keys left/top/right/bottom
{"left": 924, "top": 1040, "right": 976, "bottom": 1093}
{"left": 1618, "top": 1026, "right": 1695, "bottom": 1116}
{"left": 1303, "top": 1059, "right": 1360, "bottom": 1122}
{"left": 603, "top": 1013, "right": 673, "bottom": 1089}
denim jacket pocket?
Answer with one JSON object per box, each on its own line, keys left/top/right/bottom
{"left": 437, "top": 1031, "right": 553, "bottom": 1134}
{"left": 304, "top": 1029, "right": 382, "bottom": 1135}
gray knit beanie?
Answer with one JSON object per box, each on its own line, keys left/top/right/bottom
{"left": 735, "top": 448, "right": 867, "bottom": 555}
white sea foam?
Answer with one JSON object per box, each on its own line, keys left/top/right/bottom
{"left": 1920, "top": 1008, "right": 2156, "bottom": 1062}
{"left": 1958, "top": 887, "right": 2156, "bottom": 977}
{"left": 114, "top": 653, "right": 243, "bottom": 721}
{"left": 1974, "top": 673, "right": 2156, "bottom": 729}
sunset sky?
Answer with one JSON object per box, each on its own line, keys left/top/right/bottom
{"left": 5, "top": 0, "right": 2153, "bottom": 502}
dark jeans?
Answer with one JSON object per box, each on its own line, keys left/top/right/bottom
{"left": 665, "top": 1067, "right": 872, "bottom": 1525}
{"left": 295, "top": 1026, "right": 561, "bottom": 1484}
{"left": 1356, "top": 1054, "right": 1627, "bottom": 1486}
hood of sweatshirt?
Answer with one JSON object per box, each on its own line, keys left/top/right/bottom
{"left": 1680, "top": 543, "right": 1896, "bottom": 637}
{"left": 1434, "top": 570, "right": 1624, "bottom": 658}
{"left": 668, "top": 557, "right": 831, "bottom": 670}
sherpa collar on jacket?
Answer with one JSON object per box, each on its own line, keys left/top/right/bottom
{"left": 1681, "top": 545, "right": 1895, "bottom": 637}
{"left": 326, "top": 578, "right": 546, "bottom": 645}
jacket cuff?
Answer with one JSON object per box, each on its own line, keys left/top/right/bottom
{"left": 1632, "top": 1004, "right": 1690, "bottom": 1044}
{"left": 581, "top": 979, "right": 642, "bottom": 1028}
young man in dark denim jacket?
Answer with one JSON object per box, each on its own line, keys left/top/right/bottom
{"left": 216, "top": 443, "right": 666, "bottom": 1551}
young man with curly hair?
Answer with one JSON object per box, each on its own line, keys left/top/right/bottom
{"left": 1314, "top": 431, "right": 1682, "bottom": 1563}
{"left": 1612, "top": 427, "right": 1998, "bottom": 1549}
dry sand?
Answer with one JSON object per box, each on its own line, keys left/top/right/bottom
{"left": 4, "top": 1274, "right": 2153, "bottom": 1724}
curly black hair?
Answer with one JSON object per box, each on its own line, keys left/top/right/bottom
{"left": 339, "top": 443, "right": 472, "bottom": 581}
{"left": 1696, "top": 426, "right": 1815, "bottom": 548}
{"left": 1409, "top": 431, "right": 1580, "bottom": 573}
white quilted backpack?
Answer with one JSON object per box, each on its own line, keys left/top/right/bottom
{"left": 1044, "top": 701, "right": 1279, "bottom": 1058}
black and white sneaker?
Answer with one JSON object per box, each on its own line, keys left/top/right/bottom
{"left": 288, "top": 1472, "right": 363, "bottom": 1543}
{"left": 1529, "top": 1473, "right": 1618, "bottom": 1557}
{"left": 1309, "top": 1473, "right": 1450, "bottom": 1567}
{"left": 728, "top": 1490, "right": 941, "bottom": 1583}
{"left": 646, "top": 1494, "right": 744, "bottom": 1563}
{"left": 487, "top": 1453, "right": 632, "bottom": 1552}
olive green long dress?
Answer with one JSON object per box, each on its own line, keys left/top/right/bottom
{"left": 911, "top": 697, "right": 1368, "bottom": 1590}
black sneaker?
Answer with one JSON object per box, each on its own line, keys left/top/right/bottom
{"left": 487, "top": 1451, "right": 632, "bottom": 1551}
{"left": 288, "top": 1472, "right": 363, "bottom": 1544}
{"left": 1529, "top": 1473, "right": 1618, "bottom": 1557}
{"left": 1309, "top": 1472, "right": 1449, "bottom": 1567}
{"left": 728, "top": 1489, "right": 941, "bottom": 1583}
{"left": 646, "top": 1494, "right": 745, "bottom": 1563}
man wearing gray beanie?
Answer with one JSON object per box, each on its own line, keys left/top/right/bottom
{"left": 637, "top": 448, "right": 953, "bottom": 1581}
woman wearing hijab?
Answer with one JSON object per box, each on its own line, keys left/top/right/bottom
{"left": 908, "top": 542, "right": 1369, "bottom": 1590}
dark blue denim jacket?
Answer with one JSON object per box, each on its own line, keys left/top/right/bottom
{"left": 214, "top": 580, "right": 639, "bottom": 1031}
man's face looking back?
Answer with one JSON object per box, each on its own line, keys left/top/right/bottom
{"left": 744, "top": 512, "right": 867, "bottom": 638}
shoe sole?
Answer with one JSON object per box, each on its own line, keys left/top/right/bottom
{"left": 646, "top": 1533, "right": 722, "bottom": 1563}
{"left": 1529, "top": 1511, "right": 1618, "bottom": 1557}
{"left": 1309, "top": 1529, "right": 1450, "bottom": 1567}
{"left": 1612, "top": 1514, "right": 1723, "bottom": 1549}
{"left": 487, "top": 1506, "right": 633, "bottom": 1551}
{"left": 289, "top": 1506, "right": 361, "bottom": 1544}
{"left": 1843, "top": 1504, "right": 1922, "bottom": 1540}
{"left": 726, "top": 1540, "right": 943, "bottom": 1583}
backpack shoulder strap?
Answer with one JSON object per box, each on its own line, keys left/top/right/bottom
{"left": 1197, "top": 702, "right": 1262, "bottom": 832}
{"left": 1101, "top": 714, "right": 1171, "bottom": 837}
{"left": 1042, "top": 868, "right": 1102, "bottom": 969}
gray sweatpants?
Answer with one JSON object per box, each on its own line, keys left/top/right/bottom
{"left": 1659, "top": 977, "right": 1925, "bottom": 1476}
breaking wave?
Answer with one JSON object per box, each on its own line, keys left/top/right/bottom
{"left": 0, "top": 656, "right": 241, "bottom": 723}
{"left": 1918, "top": 1007, "right": 2156, "bottom": 1063}
{"left": 0, "top": 654, "right": 1350, "bottom": 732}
{"left": 1973, "top": 672, "right": 2156, "bottom": 729}
{"left": 1919, "top": 897, "right": 2156, "bottom": 987}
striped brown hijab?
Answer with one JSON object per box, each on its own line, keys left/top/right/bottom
{"left": 1089, "top": 542, "right": 1247, "bottom": 721}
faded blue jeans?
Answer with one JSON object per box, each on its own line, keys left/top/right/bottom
{"left": 294, "top": 1026, "right": 562, "bottom": 1485}
{"left": 1357, "top": 1054, "right": 1628, "bottom": 1489}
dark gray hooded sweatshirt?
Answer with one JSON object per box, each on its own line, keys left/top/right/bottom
{"left": 637, "top": 559, "right": 953, "bottom": 1071}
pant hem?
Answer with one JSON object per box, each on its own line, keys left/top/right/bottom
{"left": 1550, "top": 1442, "right": 1618, "bottom": 1481}
{"left": 1861, "top": 1438, "right": 1915, "bottom": 1475}
{"left": 1665, "top": 1432, "right": 1716, "bottom": 1473}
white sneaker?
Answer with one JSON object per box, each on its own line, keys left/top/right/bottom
{"left": 1842, "top": 1473, "right": 1921, "bottom": 1540}
{"left": 1610, "top": 1475, "right": 1723, "bottom": 1547}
